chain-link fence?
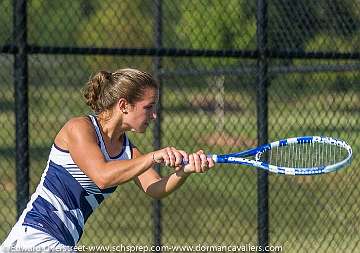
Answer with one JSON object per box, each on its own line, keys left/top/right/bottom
{"left": 1, "top": 0, "right": 360, "bottom": 252}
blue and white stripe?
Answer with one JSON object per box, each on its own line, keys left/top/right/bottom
{"left": 19, "top": 115, "right": 132, "bottom": 246}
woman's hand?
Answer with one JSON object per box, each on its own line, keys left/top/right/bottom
{"left": 152, "top": 147, "right": 188, "bottom": 168}
{"left": 151, "top": 148, "right": 214, "bottom": 174}
{"left": 183, "top": 150, "right": 215, "bottom": 174}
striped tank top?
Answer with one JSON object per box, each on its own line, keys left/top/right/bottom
{"left": 18, "top": 115, "right": 132, "bottom": 246}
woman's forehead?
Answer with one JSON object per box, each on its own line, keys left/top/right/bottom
{"left": 140, "top": 88, "right": 159, "bottom": 103}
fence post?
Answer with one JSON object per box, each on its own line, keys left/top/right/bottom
{"left": 13, "top": 0, "right": 29, "bottom": 219}
{"left": 153, "top": 0, "right": 163, "bottom": 250}
{"left": 256, "top": 0, "right": 269, "bottom": 249}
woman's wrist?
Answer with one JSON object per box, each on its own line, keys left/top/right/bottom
{"left": 151, "top": 152, "right": 162, "bottom": 165}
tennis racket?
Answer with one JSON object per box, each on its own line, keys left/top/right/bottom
{"left": 198, "top": 136, "right": 352, "bottom": 175}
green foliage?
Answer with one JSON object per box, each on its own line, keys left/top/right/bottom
{"left": 171, "top": 0, "right": 256, "bottom": 69}
{"left": 75, "top": 0, "right": 155, "bottom": 71}
{"left": 77, "top": 0, "right": 154, "bottom": 48}
{"left": 27, "top": 0, "right": 155, "bottom": 49}
{"left": 28, "top": 0, "right": 84, "bottom": 46}
{"left": 0, "top": 0, "right": 12, "bottom": 44}
{"left": 268, "top": 0, "right": 360, "bottom": 49}
{"left": 175, "top": 0, "right": 256, "bottom": 49}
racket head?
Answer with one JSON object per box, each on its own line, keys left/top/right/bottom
{"left": 214, "top": 136, "right": 352, "bottom": 175}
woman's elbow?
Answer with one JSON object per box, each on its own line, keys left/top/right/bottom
{"left": 95, "top": 177, "right": 110, "bottom": 190}
{"left": 94, "top": 174, "right": 120, "bottom": 190}
{"left": 94, "top": 174, "right": 126, "bottom": 190}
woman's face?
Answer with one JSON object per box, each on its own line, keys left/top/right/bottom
{"left": 123, "top": 88, "right": 158, "bottom": 133}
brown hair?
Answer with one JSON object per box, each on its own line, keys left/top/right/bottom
{"left": 82, "top": 68, "right": 158, "bottom": 114}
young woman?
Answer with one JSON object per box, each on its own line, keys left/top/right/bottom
{"left": 1, "top": 68, "right": 214, "bottom": 252}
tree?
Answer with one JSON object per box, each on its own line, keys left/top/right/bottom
{"left": 77, "top": 0, "right": 155, "bottom": 72}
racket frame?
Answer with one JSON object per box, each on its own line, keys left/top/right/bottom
{"left": 212, "top": 136, "right": 352, "bottom": 175}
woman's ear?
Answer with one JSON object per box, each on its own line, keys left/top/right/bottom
{"left": 117, "top": 98, "right": 129, "bottom": 114}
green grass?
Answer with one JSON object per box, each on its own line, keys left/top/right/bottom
{"left": 1, "top": 77, "right": 359, "bottom": 252}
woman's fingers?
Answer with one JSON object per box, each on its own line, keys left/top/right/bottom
{"left": 166, "top": 147, "right": 176, "bottom": 167}
{"left": 153, "top": 148, "right": 214, "bottom": 173}
{"left": 153, "top": 147, "right": 189, "bottom": 167}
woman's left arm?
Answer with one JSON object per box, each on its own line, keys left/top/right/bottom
{"left": 133, "top": 147, "right": 214, "bottom": 199}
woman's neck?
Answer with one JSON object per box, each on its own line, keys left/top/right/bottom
{"left": 97, "top": 114, "right": 124, "bottom": 144}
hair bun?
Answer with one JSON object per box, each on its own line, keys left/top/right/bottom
{"left": 82, "top": 71, "right": 111, "bottom": 113}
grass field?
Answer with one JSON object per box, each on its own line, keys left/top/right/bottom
{"left": 1, "top": 60, "right": 359, "bottom": 252}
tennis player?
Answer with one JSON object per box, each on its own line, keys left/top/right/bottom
{"left": 1, "top": 68, "right": 214, "bottom": 252}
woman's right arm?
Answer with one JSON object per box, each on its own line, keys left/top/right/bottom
{"left": 63, "top": 118, "right": 183, "bottom": 189}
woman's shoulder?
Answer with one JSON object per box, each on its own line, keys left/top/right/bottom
{"left": 55, "top": 116, "right": 95, "bottom": 149}
{"left": 60, "top": 116, "right": 95, "bottom": 138}
{"left": 65, "top": 116, "right": 92, "bottom": 128}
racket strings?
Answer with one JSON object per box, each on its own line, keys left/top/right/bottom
{"left": 264, "top": 142, "right": 347, "bottom": 168}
